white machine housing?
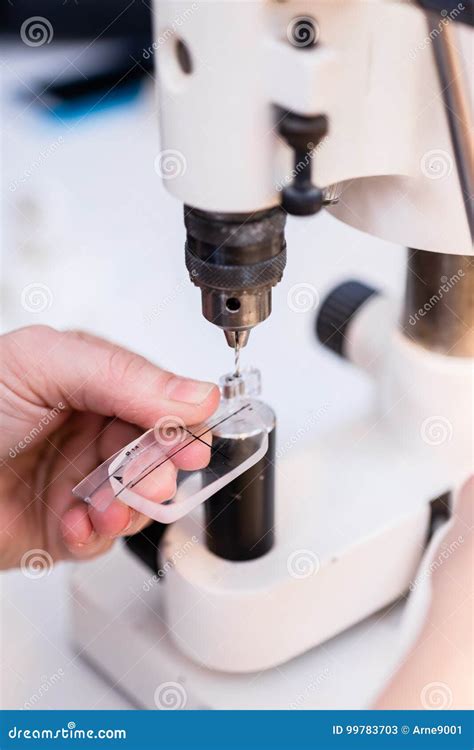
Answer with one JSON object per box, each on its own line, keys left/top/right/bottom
{"left": 155, "top": 0, "right": 472, "bottom": 254}
{"left": 70, "top": 0, "right": 473, "bottom": 702}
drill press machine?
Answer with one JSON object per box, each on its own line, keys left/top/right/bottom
{"left": 71, "top": 0, "right": 473, "bottom": 708}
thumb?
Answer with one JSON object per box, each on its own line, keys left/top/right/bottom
{"left": 3, "top": 326, "right": 220, "bottom": 430}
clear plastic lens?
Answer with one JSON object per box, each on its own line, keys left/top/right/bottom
{"left": 72, "top": 400, "right": 268, "bottom": 524}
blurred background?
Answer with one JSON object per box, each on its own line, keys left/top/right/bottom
{"left": 1, "top": 2, "right": 403, "bottom": 709}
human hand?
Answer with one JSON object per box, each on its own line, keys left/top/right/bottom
{"left": 0, "top": 326, "right": 219, "bottom": 570}
{"left": 375, "top": 476, "right": 473, "bottom": 709}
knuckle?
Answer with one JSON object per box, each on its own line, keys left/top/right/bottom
{"left": 106, "top": 347, "right": 147, "bottom": 385}
{"left": 65, "top": 329, "right": 93, "bottom": 344}
{"left": 1, "top": 325, "right": 59, "bottom": 394}
{"left": 2, "top": 324, "right": 57, "bottom": 354}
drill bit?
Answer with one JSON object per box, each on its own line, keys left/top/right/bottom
{"left": 234, "top": 332, "right": 241, "bottom": 377}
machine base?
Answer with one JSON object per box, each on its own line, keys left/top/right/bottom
{"left": 71, "top": 541, "right": 406, "bottom": 710}
{"left": 70, "top": 415, "right": 458, "bottom": 706}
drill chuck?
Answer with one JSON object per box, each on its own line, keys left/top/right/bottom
{"left": 184, "top": 207, "right": 287, "bottom": 347}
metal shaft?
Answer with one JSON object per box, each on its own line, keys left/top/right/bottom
{"left": 402, "top": 249, "right": 474, "bottom": 356}
{"left": 427, "top": 12, "right": 474, "bottom": 239}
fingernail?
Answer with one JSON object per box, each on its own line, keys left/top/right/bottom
{"left": 165, "top": 377, "right": 216, "bottom": 405}
{"left": 85, "top": 528, "right": 96, "bottom": 543}
{"left": 66, "top": 529, "right": 96, "bottom": 549}
{"left": 116, "top": 509, "right": 136, "bottom": 537}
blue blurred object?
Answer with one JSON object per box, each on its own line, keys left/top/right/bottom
{"left": 42, "top": 80, "right": 144, "bottom": 122}
{"left": 20, "top": 40, "right": 153, "bottom": 123}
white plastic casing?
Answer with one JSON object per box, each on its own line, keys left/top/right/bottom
{"left": 154, "top": 0, "right": 472, "bottom": 253}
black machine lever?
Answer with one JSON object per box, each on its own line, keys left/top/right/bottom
{"left": 277, "top": 109, "right": 328, "bottom": 217}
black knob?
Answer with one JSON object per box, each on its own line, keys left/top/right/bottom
{"left": 280, "top": 182, "right": 324, "bottom": 216}
{"left": 316, "top": 280, "right": 379, "bottom": 357}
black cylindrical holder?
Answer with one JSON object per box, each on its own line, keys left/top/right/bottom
{"left": 204, "top": 424, "right": 276, "bottom": 562}
{"left": 204, "top": 371, "right": 276, "bottom": 562}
